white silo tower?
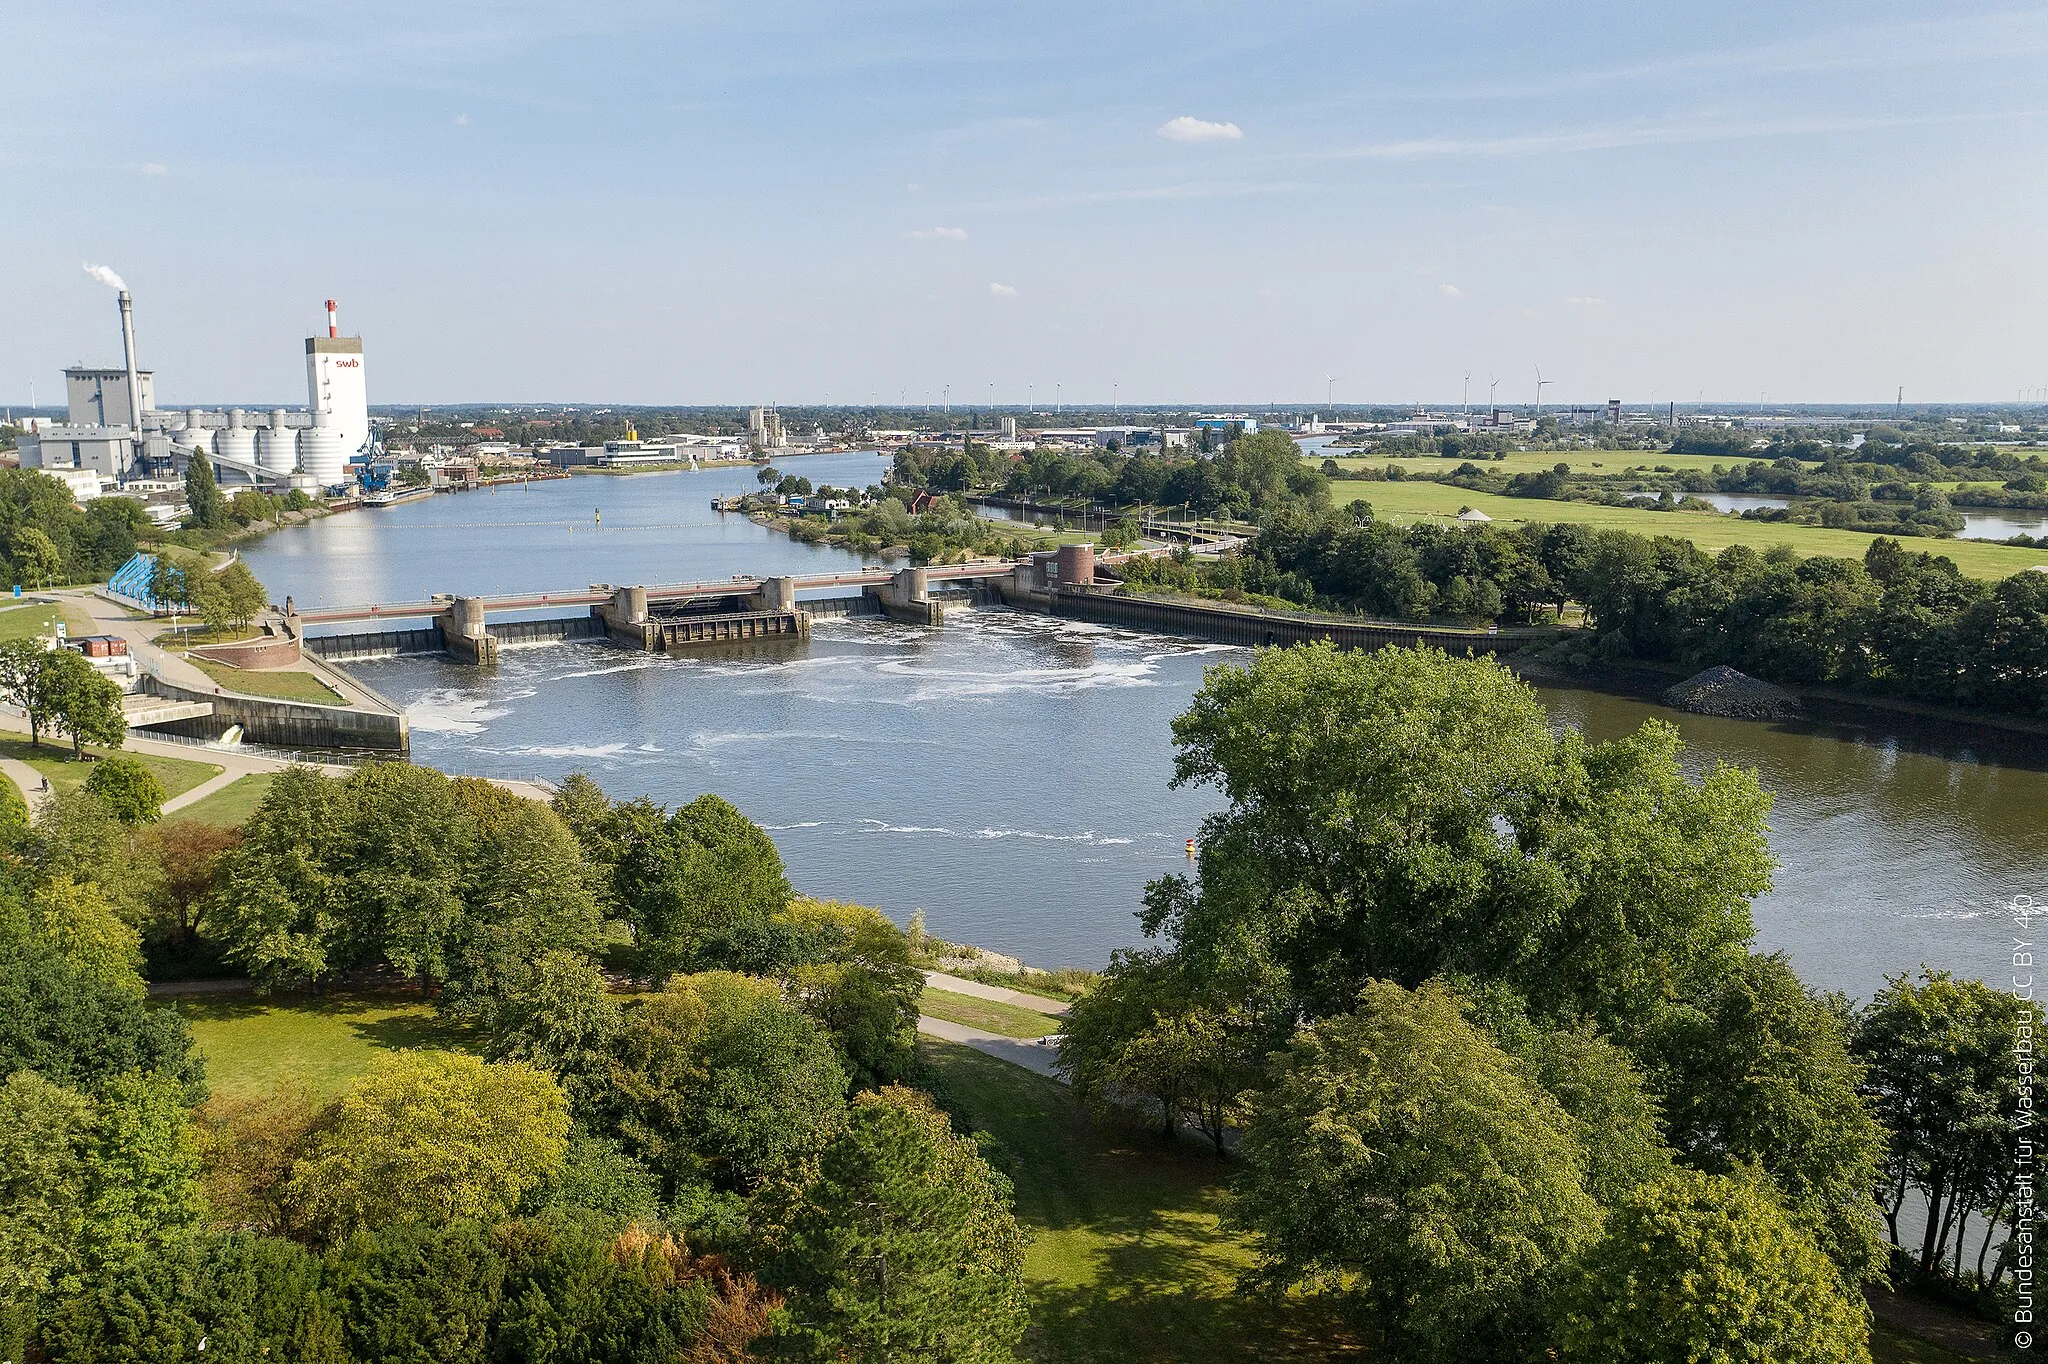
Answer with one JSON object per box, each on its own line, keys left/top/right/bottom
{"left": 176, "top": 410, "right": 213, "bottom": 456}
{"left": 305, "top": 299, "right": 368, "bottom": 461}
{"left": 259, "top": 408, "right": 298, "bottom": 474}
{"left": 216, "top": 409, "right": 258, "bottom": 468}
{"left": 297, "top": 409, "right": 347, "bottom": 486}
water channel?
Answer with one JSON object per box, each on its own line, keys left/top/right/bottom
{"left": 238, "top": 455, "right": 2048, "bottom": 1001}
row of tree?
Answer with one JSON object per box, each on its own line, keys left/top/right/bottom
{"left": 1054, "top": 644, "right": 2035, "bottom": 1360}
{"left": 892, "top": 430, "right": 1332, "bottom": 521}
{"left": 1116, "top": 508, "right": 2048, "bottom": 717}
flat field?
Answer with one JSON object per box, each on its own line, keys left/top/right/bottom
{"left": 172, "top": 771, "right": 278, "bottom": 826}
{"left": 174, "top": 991, "right": 477, "bottom": 1100}
{"left": 1323, "top": 479, "right": 2048, "bottom": 580}
{"left": 1321, "top": 448, "right": 1750, "bottom": 477}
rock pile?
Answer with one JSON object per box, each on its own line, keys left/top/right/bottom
{"left": 1662, "top": 665, "right": 1803, "bottom": 720}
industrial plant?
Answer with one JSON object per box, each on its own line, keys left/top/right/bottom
{"left": 18, "top": 277, "right": 370, "bottom": 497}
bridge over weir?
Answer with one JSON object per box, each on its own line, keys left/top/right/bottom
{"left": 293, "top": 561, "right": 1034, "bottom": 664}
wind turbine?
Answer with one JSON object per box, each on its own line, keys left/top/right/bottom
{"left": 1325, "top": 374, "right": 1336, "bottom": 406}
{"left": 1462, "top": 372, "right": 1471, "bottom": 416}
{"left": 1488, "top": 375, "right": 1499, "bottom": 419}
{"left": 1534, "top": 366, "right": 1551, "bottom": 416}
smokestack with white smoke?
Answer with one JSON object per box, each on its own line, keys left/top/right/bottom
{"left": 82, "top": 262, "right": 127, "bottom": 291}
{"left": 84, "top": 263, "right": 146, "bottom": 452}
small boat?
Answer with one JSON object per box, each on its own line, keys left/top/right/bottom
{"left": 362, "top": 485, "right": 433, "bottom": 508}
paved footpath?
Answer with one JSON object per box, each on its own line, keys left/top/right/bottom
{"left": 921, "top": 969, "right": 1070, "bottom": 1014}
{"left": 915, "top": 1015, "right": 1064, "bottom": 1079}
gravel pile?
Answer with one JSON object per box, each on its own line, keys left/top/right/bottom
{"left": 1662, "top": 665, "right": 1803, "bottom": 720}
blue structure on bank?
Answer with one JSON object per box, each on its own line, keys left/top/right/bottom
{"left": 106, "top": 552, "right": 160, "bottom": 609}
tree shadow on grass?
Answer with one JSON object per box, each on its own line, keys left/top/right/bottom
{"left": 1024, "top": 1280, "right": 1364, "bottom": 1364}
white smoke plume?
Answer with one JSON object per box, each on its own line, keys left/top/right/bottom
{"left": 82, "top": 262, "right": 127, "bottom": 291}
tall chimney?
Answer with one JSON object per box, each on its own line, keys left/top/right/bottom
{"left": 326, "top": 299, "right": 339, "bottom": 338}
{"left": 117, "top": 290, "right": 144, "bottom": 453}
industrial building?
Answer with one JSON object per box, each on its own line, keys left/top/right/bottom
{"left": 20, "top": 291, "right": 371, "bottom": 493}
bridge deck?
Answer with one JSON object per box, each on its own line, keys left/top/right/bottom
{"left": 293, "top": 563, "right": 1014, "bottom": 626}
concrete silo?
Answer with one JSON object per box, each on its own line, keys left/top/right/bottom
{"left": 259, "top": 408, "right": 297, "bottom": 474}
{"left": 296, "top": 409, "right": 347, "bottom": 486}
{"left": 215, "top": 409, "right": 258, "bottom": 468}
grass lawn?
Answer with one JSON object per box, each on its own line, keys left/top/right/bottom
{"left": 0, "top": 733, "right": 220, "bottom": 800}
{"left": 1870, "top": 1319, "right": 1981, "bottom": 1363}
{"left": 172, "top": 770, "right": 277, "bottom": 826}
{"left": 0, "top": 601, "right": 65, "bottom": 641}
{"left": 1322, "top": 448, "right": 1757, "bottom": 477}
{"left": 921, "top": 987, "right": 1064, "bottom": 1039}
{"left": 921, "top": 1040, "right": 1358, "bottom": 1362}
{"left": 1326, "top": 478, "right": 2048, "bottom": 580}
{"left": 187, "top": 657, "right": 350, "bottom": 707}
{"left": 174, "top": 991, "right": 478, "bottom": 1101}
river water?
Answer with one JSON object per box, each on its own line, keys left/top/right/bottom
{"left": 238, "top": 456, "right": 2047, "bottom": 1001}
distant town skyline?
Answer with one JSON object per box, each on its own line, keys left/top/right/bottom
{"left": 4, "top": 1, "right": 2045, "bottom": 407}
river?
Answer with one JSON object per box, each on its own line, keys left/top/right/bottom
{"left": 237, "top": 456, "right": 2047, "bottom": 1001}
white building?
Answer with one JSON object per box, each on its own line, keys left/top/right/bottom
{"left": 306, "top": 299, "right": 369, "bottom": 469}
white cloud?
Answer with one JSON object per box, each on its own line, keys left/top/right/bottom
{"left": 910, "top": 226, "right": 968, "bottom": 241}
{"left": 988, "top": 282, "right": 1018, "bottom": 297}
{"left": 906, "top": 182, "right": 922, "bottom": 193}
{"left": 1438, "top": 283, "right": 1463, "bottom": 298}
{"left": 1565, "top": 295, "right": 1607, "bottom": 306}
{"left": 1157, "top": 116, "right": 1243, "bottom": 143}
{"left": 140, "top": 162, "right": 168, "bottom": 176}
{"left": 454, "top": 112, "right": 471, "bottom": 126}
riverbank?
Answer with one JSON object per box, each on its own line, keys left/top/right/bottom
{"left": 1508, "top": 647, "right": 2048, "bottom": 752}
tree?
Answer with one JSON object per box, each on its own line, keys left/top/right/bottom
{"left": 602, "top": 971, "right": 848, "bottom": 1196}
{"left": 218, "top": 559, "right": 268, "bottom": 631}
{"left": 760, "top": 1085, "right": 1028, "bottom": 1363}
{"left": 147, "top": 551, "right": 194, "bottom": 615}
{"left": 481, "top": 948, "right": 622, "bottom": 1111}
{"left": 1149, "top": 643, "right": 1773, "bottom": 1027}
{"left": 596, "top": 793, "right": 795, "bottom": 978}
{"left": 1232, "top": 980, "right": 1602, "bottom": 1363}
{"left": 183, "top": 451, "right": 229, "bottom": 530}
{"left": 0, "top": 1068, "right": 205, "bottom": 1338}
{"left": 780, "top": 899, "right": 923, "bottom": 1090}
{"left": 84, "top": 753, "right": 165, "bottom": 824}
{"left": 1853, "top": 969, "right": 2039, "bottom": 1281}
{"left": 195, "top": 572, "right": 235, "bottom": 637}
{"left": 1643, "top": 952, "right": 1885, "bottom": 1280}
{"left": 1056, "top": 948, "right": 1273, "bottom": 1153}
{"left": 1557, "top": 1169, "right": 1872, "bottom": 1364}
{"left": 0, "top": 638, "right": 56, "bottom": 747}
{"left": 285, "top": 1051, "right": 570, "bottom": 1242}
{"left": 29, "top": 873, "right": 144, "bottom": 995}
{"left": 39, "top": 646, "right": 127, "bottom": 758}
{"left": 0, "top": 905, "right": 203, "bottom": 1097}
{"left": 0, "top": 1070, "right": 94, "bottom": 1345}
{"left": 14, "top": 526, "right": 61, "bottom": 588}
{"left": 138, "top": 817, "right": 242, "bottom": 957}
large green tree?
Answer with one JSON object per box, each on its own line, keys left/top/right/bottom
{"left": 40, "top": 647, "right": 127, "bottom": 758}
{"left": 183, "top": 451, "right": 229, "bottom": 530}
{"left": 1642, "top": 952, "right": 1885, "bottom": 1279}
{"left": 761, "top": 1085, "right": 1028, "bottom": 1363}
{"left": 1150, "top": 643, "right": 1773, "bottom": 1027}
{"left": 1055, "top": 947, "right": 1275, "bottom": 1153}
{"left": 1853, "top": 968, "right": 2039, "bottom": 1281}
{"left": 1557, "top": 1168, "right": 1872, "bottom": 1364}
{"left": 601, "top": 971, "right": 847, "bottom": 1197}
{"left": 285, "top": 1052, "right": 570, "bottom": 1242}
{"left": 1233, "top": 980, "right": 1602, "bottom": 1362}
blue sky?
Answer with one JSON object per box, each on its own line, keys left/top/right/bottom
{"left": 5, "top": 2, "right": 2044, "bottom": 406}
